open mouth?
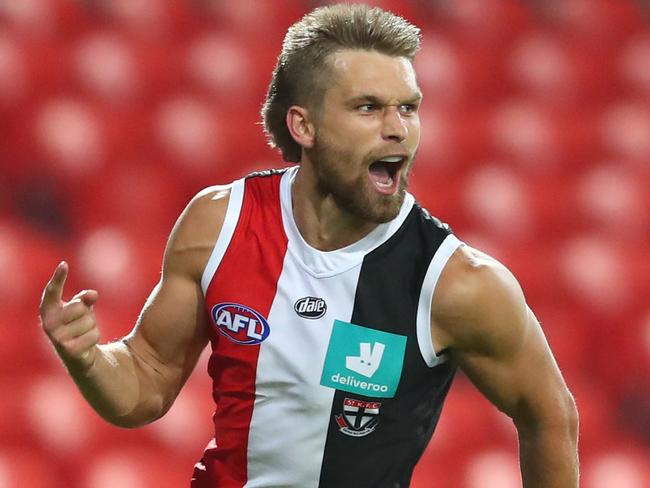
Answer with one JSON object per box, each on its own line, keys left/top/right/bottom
{"left": 368, "top": 156, "right": 405, "bottom": 195}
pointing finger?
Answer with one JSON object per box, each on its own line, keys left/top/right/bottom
{"left": 40, "top": 261, "right": 68, "bottom": 315}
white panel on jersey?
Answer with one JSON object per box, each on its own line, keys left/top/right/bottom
{"left": 280, "top": 166, "right": 415, "bottom": 278}
{"left": 200, "top": 178, "right": 245, "bottom": 294}
{"left": 244, "top": 252, "right": 362, "bottom": 487}
{"left": 416, "top": 234, "right": 463, "bottom": 367}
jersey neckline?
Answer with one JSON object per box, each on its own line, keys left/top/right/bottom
{"left": 279, "top": 165, "right": 415, "bottom": 278}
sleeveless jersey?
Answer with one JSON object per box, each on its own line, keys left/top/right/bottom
{"left": 192, "top": 166, "right": 463, "bottom": 488}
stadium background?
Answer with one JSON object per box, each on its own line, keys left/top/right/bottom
{"left": 1, "top": 0, "right": 650, "bottom": 486}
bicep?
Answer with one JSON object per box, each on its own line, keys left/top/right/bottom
{"left": 452, "top": 306, "right": 569, "bottom": 425}
{"left": 127, "top": 271, "right": 209, "bottom": 388}
{"left": 434, "top": 248, "right": 572, "bottom": 425}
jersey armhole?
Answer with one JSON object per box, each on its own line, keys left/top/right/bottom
{"left": 416, "top": 234, "right": 463, "bottom": 368}
{"left": 200, "top": 178, "right": 246, "bottom": 294}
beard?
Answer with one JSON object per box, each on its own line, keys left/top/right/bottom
{"left": 308, "top": 134, "right": 412, "bottom": 224}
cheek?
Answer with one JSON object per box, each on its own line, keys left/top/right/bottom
{"left": 407, "top": 120, "right": 421, "bottom": 147}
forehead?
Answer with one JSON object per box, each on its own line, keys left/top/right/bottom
{"left": 324, "top": 49, "right": 420, "bottom": 101}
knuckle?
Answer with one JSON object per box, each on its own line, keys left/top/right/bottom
{"left": 49, "top": 332, "right": 64, "bottom": 346}
{"left": 89, "top": 329, "right": 101, "bottom": 344}
{"left": 60, "top": 339, "right": 77, "bottom": 356}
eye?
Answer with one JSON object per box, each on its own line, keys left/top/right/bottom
{"left": 357, "top": 103, "right": 378, "bottom": 113}
{"left": 399, "top": 103, "right": 418, "bottom": 115}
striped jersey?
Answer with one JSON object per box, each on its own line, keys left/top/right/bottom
{"left": 192, "top": 166, "right": 463, "bottom": 487}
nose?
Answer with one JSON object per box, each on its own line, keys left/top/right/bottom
{"left": 381, "top": 106, "right": 407, "bottom": 143}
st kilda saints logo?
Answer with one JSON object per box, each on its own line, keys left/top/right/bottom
{"left": 211, "top": 303, "right": 270, "bottom": 345}
{"left": 294, "top": 296, "right": 327, "bottom": 319}
{"left": 335, "top": 397, "right": 381, "bottom": 437}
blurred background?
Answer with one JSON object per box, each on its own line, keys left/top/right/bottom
{"left": 1, "top": 0, "right": 649, "bottom": 486}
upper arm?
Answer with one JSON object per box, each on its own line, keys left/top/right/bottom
{"left": 431, "top": 247, "right": 575, "bottom": 426}
{"left": 122, "top": 186, "right": 230, "bottom": 416}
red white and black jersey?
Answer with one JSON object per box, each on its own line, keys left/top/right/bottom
{"left": 192, "top": 166, "right": 463, "bottom": 487}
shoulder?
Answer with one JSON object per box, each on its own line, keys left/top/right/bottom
{"left": 431, "top": 245, "right": 528, "bottom": 356}
{"left": 177, "top": 185, "right": 232, "bottom": 237}
{"left": 163, "top": 185, "right": 233, "bottom": 282}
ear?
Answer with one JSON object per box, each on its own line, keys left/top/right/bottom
{"left": 286, "top": 105, "right": 316, "bottom": 150}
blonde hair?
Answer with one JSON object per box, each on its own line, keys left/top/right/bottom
{"left": 261, "top": 4, "right": 421, "bottom": 162}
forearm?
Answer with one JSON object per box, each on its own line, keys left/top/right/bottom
{"left": 60, "top": 340, "right": 165, "bottom": 428}
{"left": 516, "top": 415, "right": 579, "bottom": 488}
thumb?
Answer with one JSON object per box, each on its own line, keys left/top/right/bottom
{"left": 40, "top": 261, "right": 68, "bottom": 315}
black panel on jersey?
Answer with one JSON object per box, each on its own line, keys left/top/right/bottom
{"left": 318, "top": 204, "right": 456, "bottom": 488}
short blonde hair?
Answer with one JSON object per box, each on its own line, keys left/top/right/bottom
{"left": 261, "top": 4, "right": 421, "bottom": 162}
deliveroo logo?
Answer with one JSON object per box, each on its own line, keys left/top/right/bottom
{"left": 346, "top": 342, "right": 385, "bottom": 377}
{"left": 320, "top": 320, "right": 406, "bottom": 398}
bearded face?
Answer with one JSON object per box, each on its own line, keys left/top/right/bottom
{"left": 302, "top": 49, "right": 421, "bottom": 224}
{"left": 309, "top": 130, "right": 413, "bottom": 224}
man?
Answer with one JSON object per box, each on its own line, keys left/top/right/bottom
{"left": 39, "top": 4, "right": 579, "bottom": 487}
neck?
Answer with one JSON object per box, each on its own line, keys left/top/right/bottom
{"left": 291, "top": 165, "right": 379, "bottom": 251}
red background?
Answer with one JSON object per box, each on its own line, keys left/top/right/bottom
{"left": 1, "top": 1, "right": 649, "bottom": 486}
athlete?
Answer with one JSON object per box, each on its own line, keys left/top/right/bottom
{"left": 39, "top": 4, "right": 579, "bottom": 487}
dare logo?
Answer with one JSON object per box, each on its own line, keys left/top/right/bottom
{"left": 294, "top": 296, "right": 327, "bottom": 319}
{"left": 211, "top": 303, "right": 270, "bottom": 345}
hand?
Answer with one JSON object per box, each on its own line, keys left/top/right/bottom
{"left": 40, "top": 262, "right": 100, "bottom": 369}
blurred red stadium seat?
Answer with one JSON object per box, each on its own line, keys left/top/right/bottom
{"left": 183, "top": 33, "right": 258, "bottom": 103}
{"left": 2, "top": 1, "right": 650, "bottom": 486}
{"left": 575, "top": 164, "right": 648, "bottom": 239}
{"left": 508, "top": 33, "right": 580, "bottom": 105}
{"left": 24, "top": 374, "right": 95, "bottom": 456}
{"left": 600, "top": 101, "right": 650, "bottom": 162}
{"left": 463, "top": 448, "right": 520, "bottom": 488}
{"left": 81, "top": 446, "right": 191, "bottom": 488}
{"left": 583, "top": 443, "right": 650, "bottom": 488}
{"left": 558, "top": 235, "right": 632, "bottom": 312}
{"left": 534, "top": 0, "right": 645, "bottom": 40}
{"left": 0, "top": 447, "right": 63, "bottom": 488}
{"left": 489, "top": 99, "right": 563, "bottom": 170}
{"left": 70, "top": 161, "right": 186, "bottom": 240}
{"left": 619, "top": 34, "right": 650, "bottom": 98}
{"left": 153, "top": 94, "right": 224, "bottom": 173}
{"left": 73, "top": 225, "right": 162, "bottom": 311}
{"left": 34, "top": 97, "right": 108, "bottom": 179}
{"left": 72, "top": 31, "right": 141, "bottom": 104}
{"left": 0, "top": 34, "right": 29, "bottom": 109}
{"left": 416, "top": 0, "right": 529, "bottom": 44}
{"left": 460, "top": 164, "right": 534, "bottom": 241}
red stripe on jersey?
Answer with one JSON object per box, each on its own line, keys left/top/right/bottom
{"left": 193, "top": 173, "right": 288, "bottom": 487}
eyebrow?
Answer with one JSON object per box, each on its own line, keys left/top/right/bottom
{"left": 347, "top": 92, "right": 423, "bottom": 105}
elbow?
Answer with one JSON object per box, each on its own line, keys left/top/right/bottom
{"left": 514, "top": 387, "right": 579, "bottom": 440}
{"left": 104, "top": 416, "right": 149, "bottom": 429}
{"left": 101, "top": 411, "right": 160, "bottom": 429}
{"left": 96, "top": 398, "right": 167, "bottom": 429}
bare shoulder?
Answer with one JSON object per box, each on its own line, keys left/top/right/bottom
{"left": 163, "top": 185, "right": 232, "bottom": 281}
{"left": 431, "top": 245, "right": 528, "bottom": 356}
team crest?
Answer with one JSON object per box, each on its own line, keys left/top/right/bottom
{"left": 335, "top": 397, "right": 381, "bottom": 437}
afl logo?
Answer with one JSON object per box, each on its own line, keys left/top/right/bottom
{"left": 211, "top": 303, "right": 270, "bottom": 345}
{"left": 294, "top": 297, "right": 327, "bottom": 319}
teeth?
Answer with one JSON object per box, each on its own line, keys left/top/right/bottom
{"left": 378, "top": 156, "right": 403, "bottom": 163}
